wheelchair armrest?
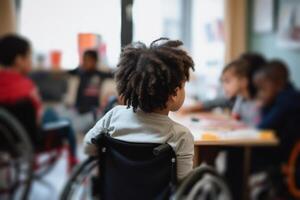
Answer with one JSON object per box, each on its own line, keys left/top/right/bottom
{"left": 42, "top": 120, "right": 70, "bottom": 131}
{"left": 153, "top": 143, "right": 170, "bottom": 156}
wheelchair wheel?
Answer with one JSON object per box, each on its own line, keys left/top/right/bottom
{"left": 174, "top": 164, "right": 232, "bottom": 200}
{"left": 0, "top": 109, "right": 34, "bottom": 200}
{"left": 60, "top": 157, "right": 98, "bottom": 200}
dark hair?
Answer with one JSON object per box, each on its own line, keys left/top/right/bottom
{"left": 0, "top": 34, "right": 31, "bottom": 66}
{"left": 83, "top": 50, "right": 98, "bottom": 62}
{"left": 115, "top": 38, "right": 194, "bottom": 112}
{"left": 256, "top": 59, "right": 289, "bottom": 86}
{"left": 239, "top": 53, "right": 266, "bottom": 68}
{"left": 222, "top": 53, "right": 266, "bottom": 98}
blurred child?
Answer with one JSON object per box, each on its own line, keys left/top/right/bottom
{"left": 69, "top": 50, "right": 113, "bottom": 114}
{"left": 254, "top": 60, "right": 300, "bottom": 163}
{"left": 180, "top": 53, "right": 265, "bottom": 123}
{"left": 0, "top": 34, "right": 77, "bottom": 168}
{"left": 84, "top": 38, "right": 195, "bottom": 180}
{"left": 223, "top": 54, "right": 266, "bottom": 126}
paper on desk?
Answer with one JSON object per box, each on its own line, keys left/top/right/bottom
{"left": 171, "top": 113, "right": 263, "bottom": 141}
{"left": 189, "top": 127, "right": 261, "bottom": 141}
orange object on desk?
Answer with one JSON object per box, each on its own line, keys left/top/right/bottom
{"left": 202, "top": 132, "right": 219, "bottom": 140}
{"left": 259, "top": 130, "right": 276, "bottom": 140}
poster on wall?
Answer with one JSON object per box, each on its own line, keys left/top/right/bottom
{"left": 277, "top": 2, "right": 300, "bottom": 49}
{"left": 253, "top": 0, "right": 274, "bottom": 33}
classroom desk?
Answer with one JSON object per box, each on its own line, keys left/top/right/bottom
{"left": 171, "top": 112, "right": 279, "bottom": 200}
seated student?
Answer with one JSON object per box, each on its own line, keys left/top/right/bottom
{"left": 84, "top": 38, "right": 195, "bottom": 180}
{"left": 0, "top": 34, "right": 77, "bottom": 168}
{"left": 180, "top": 53, "right": 265, "bottom": 121}
{"left": 225, "top": 53, "right": 266, "bottom": 126}
{"left": 215, "top": 54, "right": 266, "bottom": 199}
{"left": 68, "top": 50, "right": 114, "bottom": 114}
{"left": 254, "top": 60, "right": 300, "bottom": 165}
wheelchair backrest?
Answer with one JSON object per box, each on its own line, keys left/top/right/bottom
{"left": 93, "top": 132, "right": 177, "bottom": 200}
{"left": 0, "top": 99, "right": 40, "bottom": 146}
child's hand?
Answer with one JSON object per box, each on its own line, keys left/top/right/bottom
{"left": 83, "top": 143, "right": 98, "bottom": 156}
{"left": 178, "top": 102, "right": 204, "bottom": 115}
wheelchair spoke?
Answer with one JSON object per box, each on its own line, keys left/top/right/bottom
{"left": 61, "top": 158, "right": 98, "bottom": 200}
{"left": 0, "top": 151, "right": 33, "bottom": 200}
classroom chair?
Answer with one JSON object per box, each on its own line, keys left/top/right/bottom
{"left": 250, "top": 140, "right": 300, "bottom": 200}
{"left": 282, "top": 140, "right": 300, "bottom": 199}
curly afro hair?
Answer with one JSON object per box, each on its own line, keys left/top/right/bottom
{"left": 115, "top": 38, "right": 194, "bottom": 112}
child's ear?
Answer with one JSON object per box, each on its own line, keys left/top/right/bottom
{"left": 14, "top": 55, "right": 22, "bottom": 66}
{"left": 169, "top": 87, "right": 179, "bottom": 101}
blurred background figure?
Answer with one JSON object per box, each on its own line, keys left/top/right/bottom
{"left": 253, "top": 60, "right": 300, "bottom": 169}
{"left": 58, "top": 49, "right": 115, "bottom": 133}
{"left": 68, "top": 50, "right": 113, "bottom": 114}
{"left": 0, "top": 34, "right": 78, "bottom": 166}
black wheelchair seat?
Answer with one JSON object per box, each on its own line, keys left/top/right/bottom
{"left": 93, "top": 131, "right": 177, "bottom": 200}
{"left": 61, "top": 131, "right": 177, "bottom": 200}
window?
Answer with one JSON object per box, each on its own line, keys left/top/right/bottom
{"left": 20, "top": 0, "right": 121, "bottom": 69}
{"left": 132, "top": 0, "right": 225, "bottom": 100}
{"left": 132, "top": 0, "right": 182, "bottom": 44}
{"left": 190, "top": 0, "right": 225, "bottom": 100}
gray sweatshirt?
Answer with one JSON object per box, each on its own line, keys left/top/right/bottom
{"left": 83, "top": 105, "right": 194, "bottom": 180}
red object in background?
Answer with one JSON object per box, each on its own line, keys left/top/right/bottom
{"left": 50, "top": 50, "right": 62, "bottom": 70}
{"left": 78, "top": 33, "right": 100, "bottom": 64}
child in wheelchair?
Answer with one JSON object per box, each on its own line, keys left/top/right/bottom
{"left": 84, "top": 38, "right": 195, "bottom": 180}
{"left": 0, "top": 34, "right": 78, "bottom": 170}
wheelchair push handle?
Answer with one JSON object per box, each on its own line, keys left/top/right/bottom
{"left": 91, "top": 129, "right": 110, "bottom": 145}
{"left": 91, "top": 134, "right": 103, "bottom": 145}
{"left": 153, "top": 143, "right": 170, "bottom": 156}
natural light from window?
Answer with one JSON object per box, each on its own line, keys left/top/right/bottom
{"left": 20, "top": 0, "right": 121, "bottom": 69}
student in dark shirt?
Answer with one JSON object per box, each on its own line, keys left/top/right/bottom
{"left": 254, "top": 60, "right": 300, "bottom": 165}
{"left": 69, "top": 50, "right": 113, "bottom": 114}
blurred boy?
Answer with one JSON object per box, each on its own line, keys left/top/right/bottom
{"left": 0, "top": 34, "right": 77, "bottom": 168}
{"left": 254, "top": 60, "right": 300, "bottom": 163}
{"left": 0, "top": 35, "right": 40, "bottom": 117}
{"left": 69, "top": 50, "right": 113, "bottom": 114}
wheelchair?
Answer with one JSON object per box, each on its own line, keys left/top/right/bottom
{"left": 0, "top": 108, "right": 34, "bottom": 200}
{"left": 61, "top": 130, "right": 232, "bottom": 200}
{"left": 0, "top": 99, "right": 76, "bottom": 199}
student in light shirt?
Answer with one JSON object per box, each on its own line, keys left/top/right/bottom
{"left": 222, "top": 53, "right": 266, "bottom": 127}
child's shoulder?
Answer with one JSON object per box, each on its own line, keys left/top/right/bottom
{"left": 105, "top": 105, "right": 134, "bottom": 118}
{"left": 170, "top": 120, "right": 194, "bottom": 141}
{"left": 110, "top": 105, "right": 131, "bottom": 113}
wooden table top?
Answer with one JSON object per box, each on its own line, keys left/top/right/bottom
{"left": 170, "top": 112, "right": 279, "bottom": 147}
